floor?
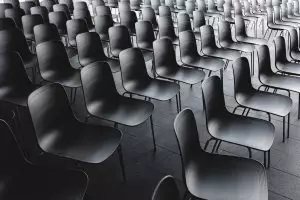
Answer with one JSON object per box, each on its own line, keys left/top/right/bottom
{"left": 6, "top": 18, "right": 300, "bottom": 200}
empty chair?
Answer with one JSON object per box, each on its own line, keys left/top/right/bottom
{"left": 92, "top": 0, "right": 105, "bottom": 15}
{"left": 76, "top": 32, "right": 120, "bottom": 72}
{"left": 293, "top": 0, "right": 300, "bottom": 17}
{"left": 119, "top": 10, "right": 137, "bottom": 35}
{"left": 53, "top": 4, "right": 71, "bottom": 19}
{"left": 177, "top": 12, "right": 192, "bottom": 33}
{"left": 233, "top": 57, "right": 292, "bottom": 142}
{"left": 119, "top": 48, "right": 180, "bottom": 110}
{"left": 159, "top": 5, "right": 172, "bottom": 17}
{"left": 4, "top": 0, "right": 19, "bottom": 8}
{"left": 176, "top": 0, "right": 185, "bottom": 10}
{"left": 135, "top": 20, "right": 155, "bottom": 51}
{"left": 94, "top": 14, "right": 114, "bottom": 43}
{"left": 28, "top": 83, "right": 126, "bottom": 181}
{"left": 33, "top": 23, "right": 61, "bottom": 45}
{"left": 179, "top": 30, "right": 225, "bottom": 76}
{"left": 30, "top": 6, "right": 49, "bottom": 23}
{"left": 151, "top": 176, "right": 180, "bottom": 200}
{"left": 74, "top": 1, "right": 88, "bottom": 10}
{"left": 49, "top": 11, "right": 68, "bottom": 35}
{"left": 20, "top": 1, "right": 35, "bottom": 15}
{"left": 193, "top": 10, "right": 205, "bottom": 33}
{"left": 107, "top": 0, "right": 118, "bottom": 9}
{"left": 130, "top": 0, "right": 141, "bottom": 11}
{"left": 174, "top": 108, "right": 269, "bottom": 200}
{"left": 96, "top": 5, "right": 112, "bottom": 16}
{"left": 0, "top": 18, "right": 16, "bottom": 30}
{"left": 288, "top": 28, "right": 300, "bottom": 61}
{"left": 141, "top": 7, "right": 158, "bottom": 31}
{"left": 118, "top": 1, "right": 131, "bottom": 12}
{"left": 66, "top": 19, "right": 88, "bottom": 47}
{"left": 73, "top": 9, "right": 94, "bottom": 30}
{"left": 0, "top": 3, "right": 13, "bottom": 18}
{"left": 59, "top": 0, "right": 74, "bottom": 13}
{"left": 151, "top": 0, "right": 161, "bottom": 14}
{"left": 5, "top": 8, "right": 23, "bottom": 29}
{"left": 158, "top": 16, "right": 178, "bottom": 45}
{"left": 22, "top": 14, "right": 44, "bottom": 41}
{"left": 224, "top": 3, "right": 234, "bottom": 23}
{"left": 185, "top": 0, "right": 195, "bottom": 17}
{"left": 81, "top": 62, "right": 156, "bottom": 149}
{"left": 28, "top": 0, "right": 40, "bottom": 6}
{"left": 0, "top": 119, "right": 89, "bottom": 200}
{"left": 41, "top": 0, "right": 55, "bottom": 12}
{"left": 153, "top": 38, "right": 205, "bottom": 85}
{"left": 108, "top": 25, "right": 132, "bottom": 58}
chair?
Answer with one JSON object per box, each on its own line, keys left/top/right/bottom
{"left": 119, "top": 48, "right": 181, "bottom": 111}
{"left": 81, "top": 62, "right": 156, "bottom": 149}
{"left": 280, "top": 3, "right": 300, "bottom": 24}
{"left": 108, "top": 25, "right": 132, "bottom": 58}
{"left": 0, "top": 18, "right": 16, "bottom": 30}
{"left": 174, "top": 108, "right": 269, "bottom": 200}
{"left": 177, "top": 12, "right": 192, "bottom": 33}
{"left": 95, "top": 5, "right": 112, "bottom": 16}
{"left": 94, "top": 14, "right": 114, "bottom": 43}
{"left": 0, "top": 119, "right": 89, "bottom": 200}
{"left": 202, "top": 76, "right": 274, "bottom": 167}
{"left": 59, "top": 0, "right": 74, "bottom": 14}
{"left": 0, "top": 3, "right": 13, "bottom": 18}
{"left": 20, "top": 1, "right": 35, "bottom": 14}
{"left": 5, "top": 8, "right": 23, "bottom": 29}
{"left": 176, "top": 0, "right": 185, "bottom": 10}
{"left": 185, "top": 0, "right": 195, "bottom": 18}
{"left": 130, "top": 0, "right": 141, "bottom": 11}
{"left": 119, "top": 10, "right": 137, "bottom": 35}
{"left": 28, "top": 0, "right": 40, "bottom": 6}
{"left": 141, "top": 7, "right": 158, "bottom": 31}
{"left": 159, "top": 5, "right": 172, "bottom": 17}
{"left": 74, "top": 1, "right": 88, "bottom": 10}
{"left": 53, "top": 4, "right": 71, "bottom": 19}
{"left": 200, "top": 25, "right": 241, "bottom": 64}
{"left": 92, "top": 0, "right": 105, "bottom": 15}
{"left": 49, "top": 11, "right": 68, "bottom": 36}
{"left": 4, "top": 0, "right": 19, "bottom": 8}
{"left": 73, "top": 9, "right": 94, "bottom": 30}
{"left": 41, "top": 0, "right": 55, "bottom": 12}
{"left": 151, "top": 0, "right": 160, "bottom": 14}
{"left": 232, "top": 57, "right": 292, "bottom": 142}
{"left": 22, "top": 14, "right": 44, "bottom": 41}
{"left": 28, "top": 83, "right": 126, "bottom": 181}
{"left": 193, "top": 10, "right": 205, "bottom": 34}
{"left": 76, "top": 32, "right": 120, "bottom": 72}
{"left": 135, "top": 20, "right": 155, "bottom": 61}
{"left": 30, "top": 6, "right": 49, "bottom": 23}
{"left": 151, "top": 176, "right": 180, "bottom": 200}
{"left": 66, "top": 19, "right": 88, "bottom": 48}
{"left": 158, "top": 16, "right": 179, "bottom": 45}
{"left": 36, "top": 40, "right": 81, "bottom": 101}
{"left": 179, "top": 30, "right": 225, "bottom": 76}
{"left": 288, "top": 28, "right": 300, "bottom": 61}
{"left": 224, "top": 3, "right": 234, "bottom": 24}
{"left": 33, "top": 23, "right": 61, "bottom": 45}
{"left": 118, "top": 1, "right": 131, "bottom": 12}
{"left": 153, "top": 38, "right": 205, "bottom": 86}
{"left": 293, "top": 0, "right": 300, "bottom": 17}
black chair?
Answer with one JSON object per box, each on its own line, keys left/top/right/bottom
{"left": 49, "top": 11, "right": 68, "bottom": 37}
{"left": 73, "top": 8, "right": 94, "bottom": 31}
{"left": 141, "top": 7, "right": 158, "bottom": 32}
{"left": 158, "top": 16, "right": 179, "bottom": 45}
{"left": 41, "top": 0, "right": 55, "bottom": 12}
{"left": 74, "top": 1, "right": 88, "bottom": 10}
{"left": 119, "top": 48, "right": 181, "bottom": 111}
{"left": 92, "top": 0, "right": 105, "bottom": 15}
{"left": 151, "top": 175, "right": 180, "bottom": 200}
{"left": 232, "top": 57, "right": 292, "bottom": 142}
{"left": 0, "top": 119, "right": 89, "bottom": 200}
{"left": 94, "top": 14, "right": 114, "bottom": 43}
{"left": 20, "top": 1, "right": 35, "bottom": 14}
{"left": 108, "top": 25, "right": 132, "bottom": 58}
{"left": 153, "top": 38, "right": 205, "bottom": 87}
{"left": 202, "top": 76, "right": 275, "bottom": 167}
{"left": 36, "top": 40, "right": 81, "bottom": 102}
{"left": 288, "top": 28, "right": 300, "bottom": 61}
{"left": 5, "top": 7, "right": 23, "bottom": 29}
{"left": 76, "top": 32, "right": 120, "bottom": 72}
{"left": 200, "top": 25, "right": 241, "bottom": 64}
{"left": 0, "top": 17, "right": 16, "bottom": 30}
{"left": 174, "top": 108, "right": 269, "bottom": 200}
{"left": 81, "top": 62, "right": 156, "bottom": 150}
{"left": 177, "top": 12, "right": 192, "bottom": 33}
{"left": 178, "top": 30, "right": 225, "bottom": 77}
{"left": 193, "top": 10, "right": 206, "bottom": 35}
{"left": 53, "top": 4, "right": 71, "bottom": 19}
{"left": 0, "top": 3, "right": 13, "bottom": 18}
{"left": 96, "top": 5, "right": 118, "bottom": 22}
{"left": 30, "top": 6, "right": 49, "bottom": 23}
{"left": 66, "top": 19, "right": 88, "bottom": 48}
{"left": 119, "top": 10, "right": 137, "bottom": 35}
{"left": 158, "top": 5, "right": 172, "bottom": 17}
{"left": 118, "top": 1, "right": 131, "bottom": 12}
{"left": 33, "top": 23, "right": 61, "bottom": 45}
{"left": 135, "top": 20, "right": 155, "bottom": 61}
{"left": 59, "top": 0, "right": 74, "bottom": 14}
{"left": 22, "top": 14, "right": 43, "bottom": 42}
{"left": 28, "top": 83, "right": 126, "bottom": 181}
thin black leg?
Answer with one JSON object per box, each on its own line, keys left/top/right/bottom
{"left": 215, "top": 140, "right": 222, "bottom": 153}
{"left": 283, "top": 116, "right": 286, "bottom": 142}
{"left": 204, "top": 138, "right": 215, "bottom": 151}
{"left": 287, "top": 113, "right": 290, "bottom": 138}
{"left": 264, "top": 151, "right": 267, "bottom": 168}
{"left": 268, "top": 150, "right": 271, "bottom": 168}
{"left": 175, "top": 95, "right": 180, "bottom": 113}
{"left": 211, "top": 140, "right": 218, "bottom": 153}
{"left": 298, "top": 93, "right": 300, "bottom": 119}
{"left": 150, "top": 116, "right": 156, "bottom": 151}
{"left": 117, "top": 145, "right": 126, "bottom": 183}
{"left": 247, "top": 147, "right": 252, "bottom": 158}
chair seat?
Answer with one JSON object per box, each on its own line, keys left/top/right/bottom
{"left": 220, "top": 41, "right": 255, "bottom": 52}
{"left": 208, "top": 113, "right": 274, "bottom": 151}
{"left": 43, "top": 69, "right": 81, "bottom": 88}
{"left": 276, "top": 61, "right": 300, "bottom": 76}
{"left": 40, "top": 123, "right": 122, "bottom": 163}
{"left": 141, "top": 49, "right": 153, "bottom": 62}
{"left": 124, "top": 79, "right": 179, "bottom": 101}
{"left": 23, "top": 54, "right": 38, "bottom": 69}
{"left": 106, "top": 57, "right": 121, "bottom": 72}
{"left": 182, "top": 54, "right": 225, "bottom": 72}
{"left": 291, "top": 50, "right": 300, "bottom": 61}
{"left": 260, "top": 74, "right": 300, "bottom": 93}
{"left": 282, "top": 17, "right": 300, "bottom": 24}
{"left": 236, "top": 36, "right": 267, "bottom": 45}
{"left": 186, "top": 153, "right": 268, "bottom": 200}
{"left": 268, "top": 23, "right": 292, "bottom": 31}
{"left": 88, "top": 96, "right": 154, "bottom": 126}
{"left": 8, "top": 166, "right": 87, "bottom": 200}
{"left": 236, "top": 91, "right": 292, "bottom": 117}
{"left": 202, "top": 47, "right": 241, "bottom": 61}
{"left": 157, "top": 66, "right": 205, "bottom": 84}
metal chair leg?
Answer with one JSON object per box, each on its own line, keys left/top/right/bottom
{"left": 204, "top": 138, "right": 215, "bottom": 151}
{"left": 283, "top": 116, "right": 286, "bottom": 142}
{"left": 268, "top": 150, "right": 271, "bottom": 168}
{"left": 215, "top": 140, "right": 222, "bottom": 153}
{"left": 117, "top": 145, "right": 126, "bottom": 183}
{"left": 211, "top": 140, "right": 219, "bottom": 153}
{"left": 264, "top": 151, "right": 267, "bottom": 168}
{"left": 150, "top": 115, "right": 156, "bottom": 151}
{"left": 287, "top": 113, "right": 290, "bottom": 138}
{"left": 247, "top": 147, "right": 252, "bottom": 158}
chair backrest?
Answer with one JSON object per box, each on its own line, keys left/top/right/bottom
{"left": 244, "top": 0, "right": 251, "bottom": 15}
{"left": 151, "top": 175, "right": 180, "bottom": 200}
{"left": 36, "top": 40, "right": 73, "bottom": 78}
{"left": 197, "top": 0, "right": 207, "bottom": 12}
{"left": 135, "top": 20, "right": 155, "bottom": 50}
{"left": 20, "top": 1, "right": 35, "bottom": 15}
{"left": 119, "top": 48, "right": 150, "bottom": 87}
{"left": 200, "top": 25, "right": 217, "bottom": 49}
{"left": 108, "top": 25, "right": 132, "bottom": 57}
{"left": 202, "top": 76, "right": 227, "bottom": 121}
{"left": 224, "top": 3, "right": 233, "bottom": 19}
{"left": 74, "top": 1, "right": 88, "bottom": 10}
{"left": 218, "top": 20, "right": 233, "bottom": 43}
{"left": 153, "top": 38, "right": 178, "bottom": 73}
{"left": 53, "top": 4, "right": 71, "bottom": 19}
{"left": 281, "top": 3, "right": 288, "bottom": 18}
{"left": 193, "top": 10, "right": 205, "bottom": 31}
{"left": 92, "top": 0, "right": 105, "bottom": 14}
{"left": 273, "top": 5, "right": 281, "bottom": 21}
{"left": 94, "top": 14, "right": 113, "bottom": 41}
{"left": 49, "top": 11, "right": 67, "bottom": 34}
{"left": 76, "top": 32, "right": 107, "bottom": 66}
{"left": 274, "top": 36, "right": 287, "bottom": 62}
{"left": 266, "top": 7, "right": 274, "bottom": 25}
{"left": 120, "top": 10, "right": 137, "bottom": 34}
{"left": 66, "top": 19, "right": 88, "bottom": 47}
{"left": 173, "top": 109, "right": 204, "bottom": 180}
{"left": 5, "top": 8, "right": 23, "bottom": 29}
{"left": 59, "top": 0, "right": 74, "bottom": 13}
{"left": 176, "top": 0, "right": 185, "bottom": 9}
{"left": 151, "top": 0, "right": 161, "bottom": 13}
{"left": 0, "top": 18, "right": 15, "bottom": 30}
{"left": 141, "top": 7, "right": 158, "bottom": 29}
{"left": 41, "top": 0, "right": 55, "bottom": 12}
{"left": 232, "top": 57, "right": 254, "bottom": 96}
{"left": 289, "top": 28, "right": 299, "bottom": 53}
{"left": 233, "top": 1, "right": 243, "bottom": 15}
{"left": 4, "top": 0, "right": 19, "bottom": 8}
{"left": 159, "top": 5, "right": 171, "bottom": 17}
{"left": 186, "top": 0, "right": 195, "bottom": 15}
{"left": 287, "top": 2, "right": 294, "bottom": 16}
{"left": 95, "top": 5, "right": 112, "bottom": 16}
{"left": 178, "top": 13, "right": 192, "bottom": 32}
{"left": 0, "top": 3, "right": 13, "bottom": 18}
{"left": 28, "top": 0, "right": 40, "bottom": 6}
{"left": 257, "top": 45, "right": 273, "bottom": 76}
{"left": 179, "top": 30, "right": 199, "bottom": 58}
{"left": 158, "top": 16, "right": 176, "bottom": 40}
{"left": 130, "top": 0, "right": 141, "bottom": 9}
{"left": 81, "top": 61, "right": 119, "bottom": 113}
{"left": 30, "top": 6, "right": 49, "bottom": 23}
{"left": 294, "top": 0, "right": 300, "bottom": 14}
{"left": 28, "top": 83, "right": 77, "bottom": 147}
{"left": 207, "top": 0, "right": 217, "bottom": 11}
{"left": 73, "top": 8, "right": 93, "bottom": 29}
{"left": 235, "top": 15, "right": 247, "bottom": 37}
{"left": 165, "top": 0, "right": 175, "bottom": 9}
{"left": 22, "top": 14, "right": 43, "bottom": 38}
{"left": 118, "top": 1, "right": 131, "bottom": 11}
{"left": 34, "top": 23, "right": 60, "bottom": 45}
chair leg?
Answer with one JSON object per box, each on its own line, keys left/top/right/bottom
{"left": 298, "top": 93, "right": 300, "bottom": 119}
{"left": 287, "top": 113, "right": 290, "bottom": 138}
{"left": 117, "top": 145, "right": 126, "bottom": 183}
{"left": 215, "top": 140, "right": 222, "bottom": 153}
{"left": 211, "top": 140, "right": 218, "bottom": 153}
{"left": 264, "top": 151, "right": 267, "bottom": 168}
{"left": 150, "top": 115, "right": 156, "bottom": 151}
{"left": 232, "top": 105, "right": 242, "bottom": 114}
{"left": 283, "top": 116, "right": 286, "bottom": 142}
{"left": 268, "top": 150, "right": 271, "bottom": 168}
{"left": 175, "top": 95, "right": 180, "bottom": 113}
{"left": 204, "top": 138, "right": 215, "bottom": 151}
{"left": 247, "top": 147, "right": 252, "bottom": 158}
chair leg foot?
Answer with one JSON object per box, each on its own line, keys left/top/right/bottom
{"left": 117, "top": 145, "right": 126, "bottom": 183}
